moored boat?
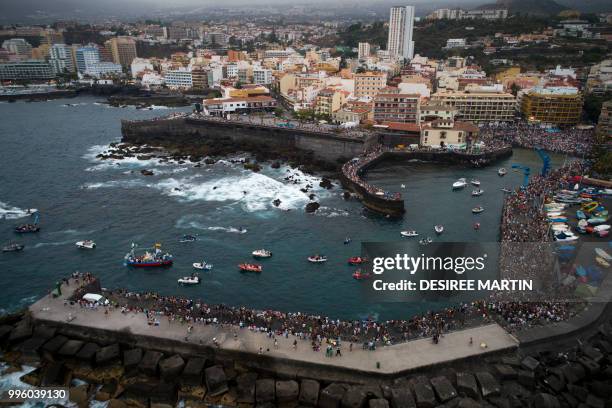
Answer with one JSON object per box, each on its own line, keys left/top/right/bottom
{"left": 498, "top": 168, "right": 507, "bottom": 176}
{"left": 76, "top": 240, "right": 96, "bottom": 249}
{"left": 178, "top": 274, "right": 201, "bottom": 285}
{"left": 472, "top": 189, "right": 484, "bottom": 197}
{"left": 2, "top": 243, "right": 24, "bottom": 252}
{"left": 179, "top": 234, "right": 197, "bottom": 243}
{"left": 348, "top": 257, "right": 368, "bottom": 265}
{"left": 125, "top": 243, "right": 173, "bottom": 267}
{"left": 470, "top": 179, "right": 481, "bottom": 186}
{"left": 352, "top": 270, "right": 372, "bottom": 280}
{"left": 472, "top": 206, "right": 484, "bottom": 214}
{"left": 554, "top": 231, "right": 578, "bottom": 242}
{"left": 238, "top": 263, "right": 262, "bottom": 272}
{"left": 308, "top": 255, "right": 328, "bottom": 263}
{"left": 501, "top": 188, "right": 512, "bottom": 193}
{"left": 193, "top": 261, "right": 213, "bottom": 270}
{"left": 452, "top": 178, "right": 467, "bottom": 189}
{"left": 419, "top": 237, "right": 433, "bottom": 245}
{"left": 252, "top": 249, "right": 272, "bottom": 258}
{"left": 434, "top": 225, "right": 444, "bottom": 234}
{"left": 595, "top": 248, "right": 612, "bottom": 261}
{"left": 400, "top": 230, "right": 418, "bottom": 237}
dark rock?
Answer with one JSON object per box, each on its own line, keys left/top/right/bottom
{"left": 343, "top": 191, "right": 351, "bottom": 200}
{"left": 43, "top": 335, "right": 69, "bottom": 354}
{"left": 41, "top": 361, "right": 65, "bottom": 386}
{"left": 581, "top": 345, "right": 604, "bottom": 363}
{"left": 123, "top": 348, "right": 143, "bottom": 372}
{"left": 500, "top": 356, "right": 521, "bottom": 367}
{"left": 139, "top": 350, "right": 163, "bottom": 376}
{"left": 500, "top": 381, "right": 531, "bottom": 399}
{"left": 124, "top": 377, "right": 176, "bottom": 403}
{"left": 299, "top": 379, "right": 320, "bottom": 406}
{"left": 488, "top": 396, "right": 510, "bottom": 408}
{"left": 543, "top": 374, "right": 565, "bottom": 393}
{"left": 411, "top": 379, "right": 435, "bottom": 408}
{"left": 76, "top": 342, "right": 99, "bottom": 362}
{"left": 577, "top": 356, "right": 600, "bottom": 376}
{"left": 181, "top": 357, "right": 206, "bottom": 386}
{"left": 205, "top": 365, "right": 228, "bottom": 397}
{"left": 457, "top": 373, "right": 479, "bottom": 399}
{"left": 561, "top": 363, "right": 585, "bottom": 384}
{"left": 521, "top": 356, "right": 540, "bottom": 372}
{"left": 589, "top": 380, "right": 612, "bottom": 399}
{"left": 33, "top": 325, "right": 57, "bottom": 340}
{"left": 457, "top": 398, "right": 482, "bottom": 408}
{"left": 390, "top": 387, "right": 416, "bottom": 408}
{"left": 320, "top": 383, "right": 348, "bottom": 408}
{"left": 276, "top": 380, "right": 299, "bottom": 403}
{"left": 256, "top": 378, "right": 275, "bottom": 404}
{"left": 320, "top": 178, "right": 333, "bottom": 189}
{"left": 560, "top": 392, "right": 579, "bottom": 408}
{"left": 305, "top": 202, "right": 320, "bottom": 213}
{"left": 140, "top": 169, "right": 154, "bottom": 176}
{"left": 567, "top": 385, "right": 588, "bottom": 402}
{"left": 8, "top": 322, "right": 32, "bottom": 343}
{"left": 236, "top": 372, "right": 257, "bottom": 404}
{"left": 585, "top": 394, "right": 604, "bottom": 408}
{"left": 19, "top": 336, "right": 47, "bottom": 357}
{"left": 369, "top": 399, "right": 390, "bottom": 408}
{"left": 341, "top": 386, "right": 368, "bottom": 408}
{"left": 271, "top": 161, "right": 281, "bottom": 169}
{"left": 431, "top": 376, "right": 457, "bottom": 402}
{"left": 204, "top": 158, "right": 216, "bottom": 165}
{"left": 96, "top": 343, "right": 120, "bottom": 365}
{"left": 273, "top": 198, "right": 282, "bottom": 207}
{"left": 58, "top": 339, "right": 84, "bottom": 357}
{"left": 475, "top": 372, "right": 500, "bottom": 398}
{"left": 159, "top": 354, "right": 185, "bottom": 381}
{"left": 309, "top": 193, "right": 316, "bottom": 200}
{"left": 0, "top": 325, "right": 12, "bottom": 342}
{"left": 532, "top": 393, "right": 560, "bottom": 408}
{"left": 517, "top": 370, "right": 535, "bottom": 389}
{"left": 493, "top": 364, "right": 517, "bottom": 380}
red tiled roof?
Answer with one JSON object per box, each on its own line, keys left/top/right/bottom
{"left": 382, "top": 122, "right": 421, "bottom": 132}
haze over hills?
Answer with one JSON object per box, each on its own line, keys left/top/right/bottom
{"left": 476, "top": 0, "right": 568, "bottom": 16}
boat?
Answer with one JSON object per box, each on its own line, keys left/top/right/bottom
{"left": 238, "top": 263, "right": 262, "bottom": 272}
{"left": 554, "top": 231, "right": 578, "bottom": 242}
{"left": 474, "top": 223, "right": 480, "bottom": 230}
{"left": 595, "top": 248, "right": 612, "bottom": 261}
{"left": 352, "top": 270, "right": 372, "bottom": 280}
{"left": 308, "top": 255, "right": 328, "bottom": 263}
{"left": 76, "top": 240, "right": 96, "bottom": 249}
{"left": 344, "top": 237, "right": 352, "bottom": 245}
{"left": 576, "top": 210, "right": 587, "bottom": 220}
{"left": 549, "top": 217, "right": 568, "bottom": 223}
{"left": 587, "top": 216, "right": 609, "bottom": 225}
{"left": 472, "top": 206, "right": 484, "bottom": 214}
{"left": 545, "top": 202, "right": 566, "bottom": 210}
{"left": 419, "top": 237, "right": 433, "bottom": 245}
{"left": 14, "top": 224, "right": 40, "bottom": 233}
{"left": 470, "top": 179, "right": 481, "bottom": 186}
{"left": 348, "top": 257, "right": 368, "bottom": 265}
{"left": 434, "top": 225, "right": 444, "bottom": 234}
{"left": 501, "top": 188, "right": 512, "bottom": 193}
{"left": 179, "top": 234, "right": 197, "bottom": 243}
{"left": 2, "top": 243, "right": 24, "bottom": 252}
{"left": 178, "top": 274, "right": 201, "bottom": 285}
{"left": 581, "top": 202, "right": 599, "bottom": 213}
{"left": 498, "top": 168, "right": 507, "bottom": 176}
{"left": 252, "top": 249, "right": 272, "bottom": 258}
{"left": 400, "top": 230, "right": 418, "bottom": 237}
{"left": 551, "top": 224, "right": 570, "bottom": 232}
{"left": 124, "top": 243, "right": 173, "bottom": 267}
{"left": 193, "top": 261, "right": 213, "bottom": 270}
{"left": 546, "top": 211, "right": 565, "bottom": 218}
{"left": 401, "top": 184, "right": 406, "bottom": 189}
{"left": 452, "top": 178, "right": 467, "bottom": 189}
{"left": 596, "top": 257, "right": 610, "bottom": 268}
{"left": 593, "top": 224, "right": 610, "bottom": 233}
{"left": 472, "top": 189, "right": 484, "bottom": 197}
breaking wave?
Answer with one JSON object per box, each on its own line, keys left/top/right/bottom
{"left": 0, "top": 201, "right": 37, "bottom": 220}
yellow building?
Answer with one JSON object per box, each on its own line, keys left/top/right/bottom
{"left": 430, "top": 90, "right": 516, "bottom": 122}
{"left": 314, "top": 88, "right": 346, "bottom": 117}
{"left": 106, "top": 37, "right": 137, "bottom": 68}
{"left": 493, "top": 66, "right": 521, "bottom": 82}
{"left": 354, "top": 71, "right": 387, "bottom": 98}
{"left": 279, "top": 73, "right": 296, "bottom": 96}
{"left": 521, "top": 87, "right": 583, "bottom": 125}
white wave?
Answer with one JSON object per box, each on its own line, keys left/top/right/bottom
{"left": 0, "top": 201, "right": 37, "bottom": 220}
{"left": 316, "top": 206, "right": 350, "bottom": 218}
{"left": 82, "top": 180, "right": 145, "bottom": 190}
{"left": 33, "top": 239, "right": 73, "bottom": 248}
{"left": 176, "top": 216, "right": 247, "bottom": 234}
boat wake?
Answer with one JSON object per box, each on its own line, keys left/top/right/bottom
{"left": 33, "top": 240, "right": 73, "bottom": 249}
{"left": 0, "top": 201, "right": 37, "bottom": 220}
{"left": 316, "top": 206, "right": 350, "bottom": 218}
{"left": 176, "top": 216, "right": 248, "bottom": 234}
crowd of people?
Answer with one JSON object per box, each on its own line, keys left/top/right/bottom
{"left": 342, "top": 146, "right": 402, "bottom": 201}
{"left": 479, "top": 122, "right": 594, "bottom": 156}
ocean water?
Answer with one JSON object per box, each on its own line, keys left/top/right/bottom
{"left": 0, "top": 96, "right": 570, "bottom": 320}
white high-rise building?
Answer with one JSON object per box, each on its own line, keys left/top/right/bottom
{"left": 387, "top": 5, "right": 415, "bottom": 61}
{"left": 358, "top": 42, "right": 370, "bottom": 60}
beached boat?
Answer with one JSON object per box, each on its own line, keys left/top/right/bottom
{"left": 554, "top": 231, "right": 578, "bottom": 242}
{"left": 193, "top": 261, "right": 213, "bottom": 270}
{"left": 252, "top": 249, "right": 272, "bottom": 258}
{"left": 125, "top": 243, "right": 173, "bottom": 267}
{"left": 470, "top": 179, "right": 481, "bottom": 186}
{"left": 308, "top": 255, "right": 328, "bottom": 263}
{"left": 582, "top": 202, "right": 599, "bottom": 213}
{"left": 352, "top": 270, "right": 372, "bottom": 280}
{"left": 472, "top": 189, "right": 484, "bottom": 197}
{"left": 2, "top": 243, "right": 24, "bottom": 252}
{"left": 452, "top": 178, "right": 467, "bottom": 189}
{"left": 434, "top": 225, "right": 444, "bottom": 234}
{"left": 400, "top": 230, "right": 418, "bottom": 237}
{"left": 576, "top": 210, "right": 586, "bottom": 219}
{"left": 551, "top": 223, "right": 570, "bottom": 232}
{"left": 179, "top": 234, "right": 197, "bottom": 243}
{"left": 498, "top": 168, "right": 507, "bottom": 176}
{"left": 472, "top": 206, "right": 484, "bottom": 214}
{"left": 348, "top": 257, "right": 368, "bottom": 265}
{"left": 238, "top": 263, "right": 262, "bottom": 272}
{"left": 548, "top": 217, "right": 568, "bottom": 223}
{"left": 588, "top": 216, "right": 609, "bottom": 225}
{"left": 596, "top": 257, "right": 610, "bottom": 267}
{"left": 178, "top": 274, "right": 201, "bottom": 285}
{"left": 595, "top": 248, "right": 612, "bottom": 261}
{"left": 76, "top": 240, "right": 96, "bottom": 249}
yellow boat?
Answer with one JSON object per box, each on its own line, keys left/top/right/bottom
{"left": 581, "top": 202, "right": 599, "bottom": 213}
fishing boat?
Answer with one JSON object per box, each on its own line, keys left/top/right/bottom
{"left": 472, "top": 189, "right": 484, "bottom": 197}
{"left": 596, "top": 257, "right": 610, "bottom": 268}
{"left": 588, "top": 216, "right": 609, "bottom": 225}
{"left": 554, "top": 231, "right": 578, "bottom": 242}
{"left": 238, "top": 263, "right": 262, "bottom": 273}
{"left": 576, "top": 210, "right": 587, "bottom": 220}
{"left": 193, "top": 261, "right": 213, "bottom": 270}
{"left": 501, "top": 188, "right": 512, "bottom": 193}
{"left": 546, "top": 211, "right": 565, "bottom": 218}
{"left": 348, "top": 257, "right": 368, "bottom": 265}
{"left": 549, "top": 217, "right": 568, "bottom": 223}
{"left": 434, "top": 225, "right": 444, "bottom": 234}
{"left": 124, "top": 243, "right": 173, "bottom": 267}
{"left": 76, "top": 240, "right": 96, "bottom": 249}
{"left": 352, "top": 270, "right": 372, "bottom": 280}
{"left": 308, "top": 255, "right": 328, "bottom": 263}
{"left": 15, "top": 213, "right": 40, "bottom": 233}
{"left": 470, "top": 179, "right": 481, "bottom": 186}
{"left": 178, "top": 274, "right": 201, "bottom": 285}
{"left": 551, "top": 223, "right": 570, "bottom": 232}
{"left": 179, "top": 234, "right": 197, "bottom": 243}
{"left": 472, "top": 206, "right": 484, "bottom": 214}
{"left": 498, "top": 168, "right": 507, "bottom": 176}
{"left": 2, "top": 243, "right": 24, "bottom": 252}
{"left": 400, "top": 230, "right": 418, "bottom": 237}
{"left": 452, "top": 178, "right": 467, "bottom": 189}
{"left": 252, "top": 249, "right": 272, "bottom": 258}
{"left": 419, "top": 237, "right": 433, "bottom": 245}
{"left": 595, "top": 248, "right": 612, "bottom": 261}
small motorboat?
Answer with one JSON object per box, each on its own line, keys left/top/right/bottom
{"left": 193, "top": 261, "right": 213, "bottom": 270}
{"left": 344, "top": 237, "right": 352, "bottom": 245}
{"left": 178, "top": 274, "right": 201, "bottom": 285}
{"left": 452, "top": 178, "right": 467, "bottom": 189}
{"left": 498, "top": 168, "right": 507, "bottom": 176}
{"left": 473, "top": 223, "right": 480, "bottom": 230}
{"left": 14, "top": 224, "right": 40, "bottom": 233}
{"left": 472, "top": 189, "right": 484, "bottom": 197}
{"left": 308, "top": 255, "right": 328, "bottom": 263}
{"left": 252, "top": 249, "right": 272, "bottom": 258}
{"left": 400, "top": 230, "right": 418, "bottom": 237}
{"left": 352, "top": 270, "right": 372, "bottom": 280}
{"left": 76, "top": 240, "right": 96, "bottom": 249}
{"left": 238, "top": 263, "right": 262, "bottom": 272}
{"left": 595, "top": 248, "right": 612, "bottom": 261}
{"left": 419, "top": 237, "right": 433, "bottom": 245}
{"left": 401, "top": 184, "right": 406, "bottom": 189}
{"left": 348, "top": 257, "right": 368, "bottom": 265}
{"left": 472, "top": 206, "right": 484, "bottom": 214}
{"left": 501, "top": 188, "right": 512, "bottom": 193}
{"left": 470, "top": 179, "right": 481, "bottom": 186}
{"left": 2, "top": 243, "right": 24, "bottom": 252}
{"left": 434, "top": 225, "right": 444, "bottom": 235}
{"left": 554, "top": 231, "right": 578, "bottom": 242}
{"left": 179, "top": 234, "right": 197, "bottom": 243}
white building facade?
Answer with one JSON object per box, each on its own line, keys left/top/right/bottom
{"left": 387, "top": 6, "right": 415, "bottom": 61}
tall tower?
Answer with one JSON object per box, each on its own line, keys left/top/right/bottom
{"left": 387, "top": 5, "right": 415, "bottom": 61}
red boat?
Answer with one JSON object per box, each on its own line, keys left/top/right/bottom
{"left": 348, "top": 257, "right": 368, "bottom": 265}
{"left": 352, "top": 270, "right": 372, "bottom": 280}
{"left": 239, "top": 263, "right": 262, "bottom": 273}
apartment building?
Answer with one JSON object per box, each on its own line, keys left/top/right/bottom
{"left": 430, "top": 90, "right": 516, "bottom": 122}
{"left": 521, "top": 87, "right": 583, "bottom": 126}
{"left": 314, "top": 88, "right": 346, "bottom": 117}
{"left": 0, "top": 60, "right": 54, "bottom": 80}
{"left": 354, "top": 71, "right": 387, "bottom": 98}
{"left": 373, "top": 92, "right": 420, "bottom": 124}
{"left": 106, "top": 37, "right": 137, "bottom": 68}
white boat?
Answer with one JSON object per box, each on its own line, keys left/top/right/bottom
{"left": 501, "top": 188, "right": 512, "bottom": 193}
{"left": 470, "top": 179, "right": 481, "bottom": 186}
{"left": 401, "top": 184, "right": 406, "bottom": 189}
{"left": 434, "top": 225, "right": 444, "bottom": 234}
{"left": 472, "top": 189, "right": 484, "bottom": 197}
{"left": 419, "top": 237, "right": 433, "bottom": 245}
{"left": 472, "top": 206, "right": 484, "bottom": 214}
{"left": 178, "top": 275, "right": 200, "bottom": 285}
{"left": 252, "top": 249, "right": 272, "bottom": 258}
{"left": 400, "top": 230, "right": 418, "bottom": 237}
{"left": 554, "top": 231, "right": 578, "bottom": 242}
{"left": 76, "top": 240, "right": 96, "bottom": 249}
{"left": 546, "top": 212, "right": 565, "bottom": 218}
{"left": 308, "top": 255, "right": 328, "bottom": 263}
{"left": 452, "top": 178, "right": 467, "bottom": 189}
{"left": 498, "top": 168, "right": 507, "bottom": 176}
{"left": 551, "top": 224, "right": 570, "bottom": 232}
{"left": 595, "top": 248, "right": 612, "bottom": 261}
{"left": 193, "top": 262, "right": 213, "bottom": 270}
{"left": 593, "top": 225, "right": 610, "bottom": 232}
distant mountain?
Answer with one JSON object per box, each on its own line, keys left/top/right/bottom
{"left": 476, "top": 0, "right": 568, "bottom": 16}
{"left": 555, "top": 0, "right": 612, "bottom": 13}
